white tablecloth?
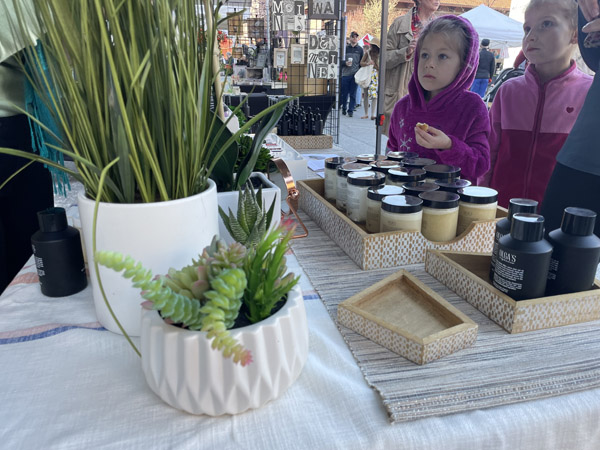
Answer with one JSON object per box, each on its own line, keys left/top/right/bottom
{"left": 2, "top": 253, "right": 600, "bottom": 449}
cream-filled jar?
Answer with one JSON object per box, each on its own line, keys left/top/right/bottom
{"left": 456, "top": 186, "right": 498, "bottom": 236}
{"left": 423, "top": 164, "right": 461, "bottom": 184}
{"left": 419, "top": 191, "right": 460, "bottom": 242}
{"left": 402, "top": 157, "right": 436, "bottom": 169}
{"left": 402, "top": 181, "right": 439, "bottom": 197}
{"left": 336, "top": 163, "right": 371, "bottom": 211}
{"left": 385, "top": 150, "right": 418, "bottom": 162}
{"left": 366, "top": 185, "right": 405, "bottom": 233}
{"left": 435, "top": 178, "right": 471, "bottom": 194}
{"left": 346, "top": 171, "right": 386, "bottom": 224}
{"left": 386, "top": 168, "right": 426, "bottom": 186}
{"left": 369, "top": 160, "right": 402, "bottom": 175}
{"left": 324, "top": 157, "right": 356, "bottom": 201}
{"left": 380, "top": 195, "right": 423, "bottom": 232}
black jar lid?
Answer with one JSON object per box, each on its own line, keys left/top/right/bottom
{"left": 337, "top": 162, "right": 371, "bottom": 177}
{"left": 347, "top": 171, "right": 386, "bottom": 186}
{"left": 369, "top": 160, "right": 403, "bottom": 173}
{"left": 507, "top": 198, "right": 538, "bottom": 220}
{"left": 402, "top": 181, "right": 439, "bottom": 197}
{"left": 388, "top": 167, "right": 426, "bottom": 183}
{"left": 419, "top": 190, "right": 460, "bottom": 209}
{"left": 325, "top": 156, "right": 357, "bottom": 169}
{"left": 381, "top": 195, "right": 423, "bottom": 214}
{"left": 510, "top": 213, "right": 545, "bottom": 242}
{"left": 435, "top": 179, "right": 471, "bottom": 193}
{"left": 355, "top": 153, "right": 387, "bottom": 164}
{"left": 385, "top": 150, "right": 419, "bottom": 162}
{"left": 38, "top": 207, "right": 68, "bottom": 233}
{"left": 367, "top": 185, "right": 405, "bottom": 201}
{"left": 402, "top": 157, "right": 437, "bottom": 169}
{"left": 423, "top": 164, "right": 461, "bottom": 180}
{"left": 458, "top": 186, "right": 498, "bottom": 204}
{"left": 560, "top": 207, "right": 597, "bottom": 236}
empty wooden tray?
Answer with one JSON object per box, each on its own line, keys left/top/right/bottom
{"left": 425, "top": 249, "right": 600, "bottom": 333}
{"left": 337, "top": 270, "right": 478, "bottom": 364}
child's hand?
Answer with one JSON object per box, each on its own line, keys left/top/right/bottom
{"left": 414, "top": 125, "right": 452, "bottom": 150}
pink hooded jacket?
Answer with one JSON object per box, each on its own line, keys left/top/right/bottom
{"left": 387, "top": 15, "right": 491, "bottom": 183}
{"left": 482, "top": 63, "right": 592, "bottom": 207}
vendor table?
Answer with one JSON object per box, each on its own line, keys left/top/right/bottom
{"left": 1, "top": 213, "right": 600, "bottom": 449}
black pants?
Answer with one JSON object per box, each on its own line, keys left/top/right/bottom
{"left": 0, "top": 114, "right": 54, "bottom": 294}
{"left": 541, "top": 163, "right": 600, "bottom": 237}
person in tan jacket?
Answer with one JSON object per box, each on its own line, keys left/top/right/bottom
{"left": 383, "top": 0, "right": 439, "bottom": 135}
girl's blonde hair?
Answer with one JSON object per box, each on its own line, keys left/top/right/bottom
{"left": 525, "top": 0, "right": 578, "bottom": 32}
{"left": 416, "top": 17, "right": 472, "bottom": 68}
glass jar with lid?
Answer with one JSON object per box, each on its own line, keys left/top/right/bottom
{"left": 419, "top": 191, "right": 460, "bottom": 242}
{"left": 380, "top": 195, "right": 423, "bottom": 232}
{"left": 324, "top": 157, "right": 356, "bottom": 201}
{"left": 456, "top": 186, "right": 498, "bottom": 235}
{"left": 423, "top": 164, "right": 461, "bottom": 184}
{"left": 386, "top": 168, "right": 426, "bottom": 187}
{"left": 366, "top": 185, "right": 405, "bottom": 233}
{"left": 346, "top": 171, "right": 386, "bottom": 224}
{"left": 434, "top": 179, "right": 471, "bottom": 194}
{"left": 336, "top": 163, "right": 371, "bottom": 211}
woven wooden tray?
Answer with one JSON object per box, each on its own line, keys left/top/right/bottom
{"left": 425, "top": 249, "right": 600, "bottom": 333}
{"left": 337, "top": 269, "right": 478, "bottom": 364}
{"left": 298, "top": 178, "right": 507, "bottom": 270}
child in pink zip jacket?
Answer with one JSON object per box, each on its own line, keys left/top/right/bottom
{"left": 481, "top": 0, "right": 592, "bottom": 207}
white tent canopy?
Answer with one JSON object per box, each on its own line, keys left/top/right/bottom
{"left": 460, "top": 4, "right": 524, "bottom": 48}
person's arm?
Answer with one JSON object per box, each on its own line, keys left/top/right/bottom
{"left": 426, "top": 100, "right": 492, "bottom": 183}
{"left": 385, "top": 17, "right": 413, "bottom": 70}
{"left": 360, "top": 51, "right": 369, "bottom": 67}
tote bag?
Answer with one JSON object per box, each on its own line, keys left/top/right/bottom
{"left": 354, "top": 65, "right": 372, "bottom": 88}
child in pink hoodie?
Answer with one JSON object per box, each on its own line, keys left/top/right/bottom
{"left": 387, "top": 16, "right": 491, "bottom": 183}
{"left": 481, "top": 0, "right": 592, "bottom": 207}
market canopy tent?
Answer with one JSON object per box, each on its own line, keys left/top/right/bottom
{"left": 460, "top": 4, "right": 524, "bottom": 48}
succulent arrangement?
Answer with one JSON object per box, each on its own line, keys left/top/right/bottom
{"left": 219, "top": 181, "right": 276, "bottom": 247}
{"left": 95, "top": 225, "right": 298, "bottom": 367}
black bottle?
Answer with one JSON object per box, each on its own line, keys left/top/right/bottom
{"left": 489, "top": 198, "right": 538, "bottom": 280}
{"left": 546, "top": 207, "right": 600, "bottom": 296}
{"left": 31, "top": 207, "right": 87, "bottom": 297}
{"left": 492, "top": 213, "right": 553, "bottom": 300}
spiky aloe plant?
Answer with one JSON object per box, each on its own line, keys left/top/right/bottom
{"left": 243, "top": 224, "right": 300, "bottom": 323}
{"left": 218, "top": 180, "right": 276, "bottom": 248}
{"left": 95, "top": 237, "right": 253, "bottom": 366}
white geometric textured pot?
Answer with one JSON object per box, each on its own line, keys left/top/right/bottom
{"left": 78, "top": 179, "right": 219, "bottom": 336}
{"left": 217, "top": 172, "right": 281, "bottom": 244}
{"left": 140, "top": 285, "right": 308, "bottom": 416}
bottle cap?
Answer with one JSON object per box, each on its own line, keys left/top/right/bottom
{"left": 337, "top": 162, "right": 371, "bottom": 177}
{"left": 347, "top": 171, "right": 386, "bottom": 186}
{"left": 37, "top": 207, "right": 68, "bottom": 233}
{"left": 402, "top": 181, "right": 439, "bottom": 197}
{"left": 355, "top": 154, "right": 387, "bottom": 164}
{"left": 435, "top": 178, "right": 471, "bottom": 193}
{"left": 369, "top": 160, "right": 402, "bottom": 173}
{"left": 402, "top": 157, "right": 437, "bottom": 169}
{"left": 385, "top": 150, "right": 418, "bottom": 162}
{"left": 560, "top": 207, "right": 597, "bottom": 236}
{"left": 367, "top": 185, "right": 405, "bottom": 201}
{"left": 325, "top": 156, "right": 356, "bottom": 169}
{"left": 381, "top": 195, "right": 423, "bottom": 214}
{"left": 510, "top": 213, "right": 545, "bottom": 242}
{"left": 387, "top": 167, "right": 426, "bottom": 183}
{"left": 507, "top": 198, "right": 538, "bottom": 220}
{"left": 419, "top": 190, "right": 460, "bottom": 209}
{"left": 423, "top": 164, "right": 461, "bottom": 180}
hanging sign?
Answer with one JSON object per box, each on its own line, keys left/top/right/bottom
{"left": 307, "top": 0, "right": 340, "bottom": 20}
{"left": 307, "top": 34, "right": 339, "bottom": 79}
{"left": 272, "top": 0, "right": 306, "bottom": 31}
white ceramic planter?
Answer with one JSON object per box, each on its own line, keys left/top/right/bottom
{"left": 78, "top": 179, "right": 219, "bottom": 336}
{"left": 140, "top": 285, "right": 308, "bottom": 416}
{"left": 217, "top": 172, "right": 281, "bottom": 244}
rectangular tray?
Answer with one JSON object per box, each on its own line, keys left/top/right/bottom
{"left": 298, "top": 178, "right": 507, "bottom": 270}
{"left": 337, "top": 270, "right": 478, "bottom": 364}
{"left": 425, "top": 249, "right": 600, "bottom": 333}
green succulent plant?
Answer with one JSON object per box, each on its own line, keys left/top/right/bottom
{"left": 95, "top": 237, "right": 253, "bottom": 366}
{"left": 218, "top": 180, "right": 276, "bottom": 248}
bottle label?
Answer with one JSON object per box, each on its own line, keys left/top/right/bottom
{"left": 34, "top": 255, "right": 46, "bottom": 278}
{"left": 492, "top": 245, "right": 551, "bottom": 300}
{"left": 547, "top": 258, "right": 559, "bottom": 280}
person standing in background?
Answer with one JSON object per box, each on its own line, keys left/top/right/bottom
{"left": 0, "top": 2, "right": 54, "bottom": 294}
{"left": 470, "top": 38, "right": 495, "bottom": 97}
{"left": 383, "top": 0, "right": 439, "bottom": 135}
{"left": 340, "top": 31, "right": 363, "bottom": 118}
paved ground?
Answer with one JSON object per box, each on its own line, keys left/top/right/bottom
{"left": 334, "top": 108, "right": 388, "bottom": 157}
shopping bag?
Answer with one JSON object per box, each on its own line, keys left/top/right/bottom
{"left": 354, "top": 65, "right": 373, "bottom": 88}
